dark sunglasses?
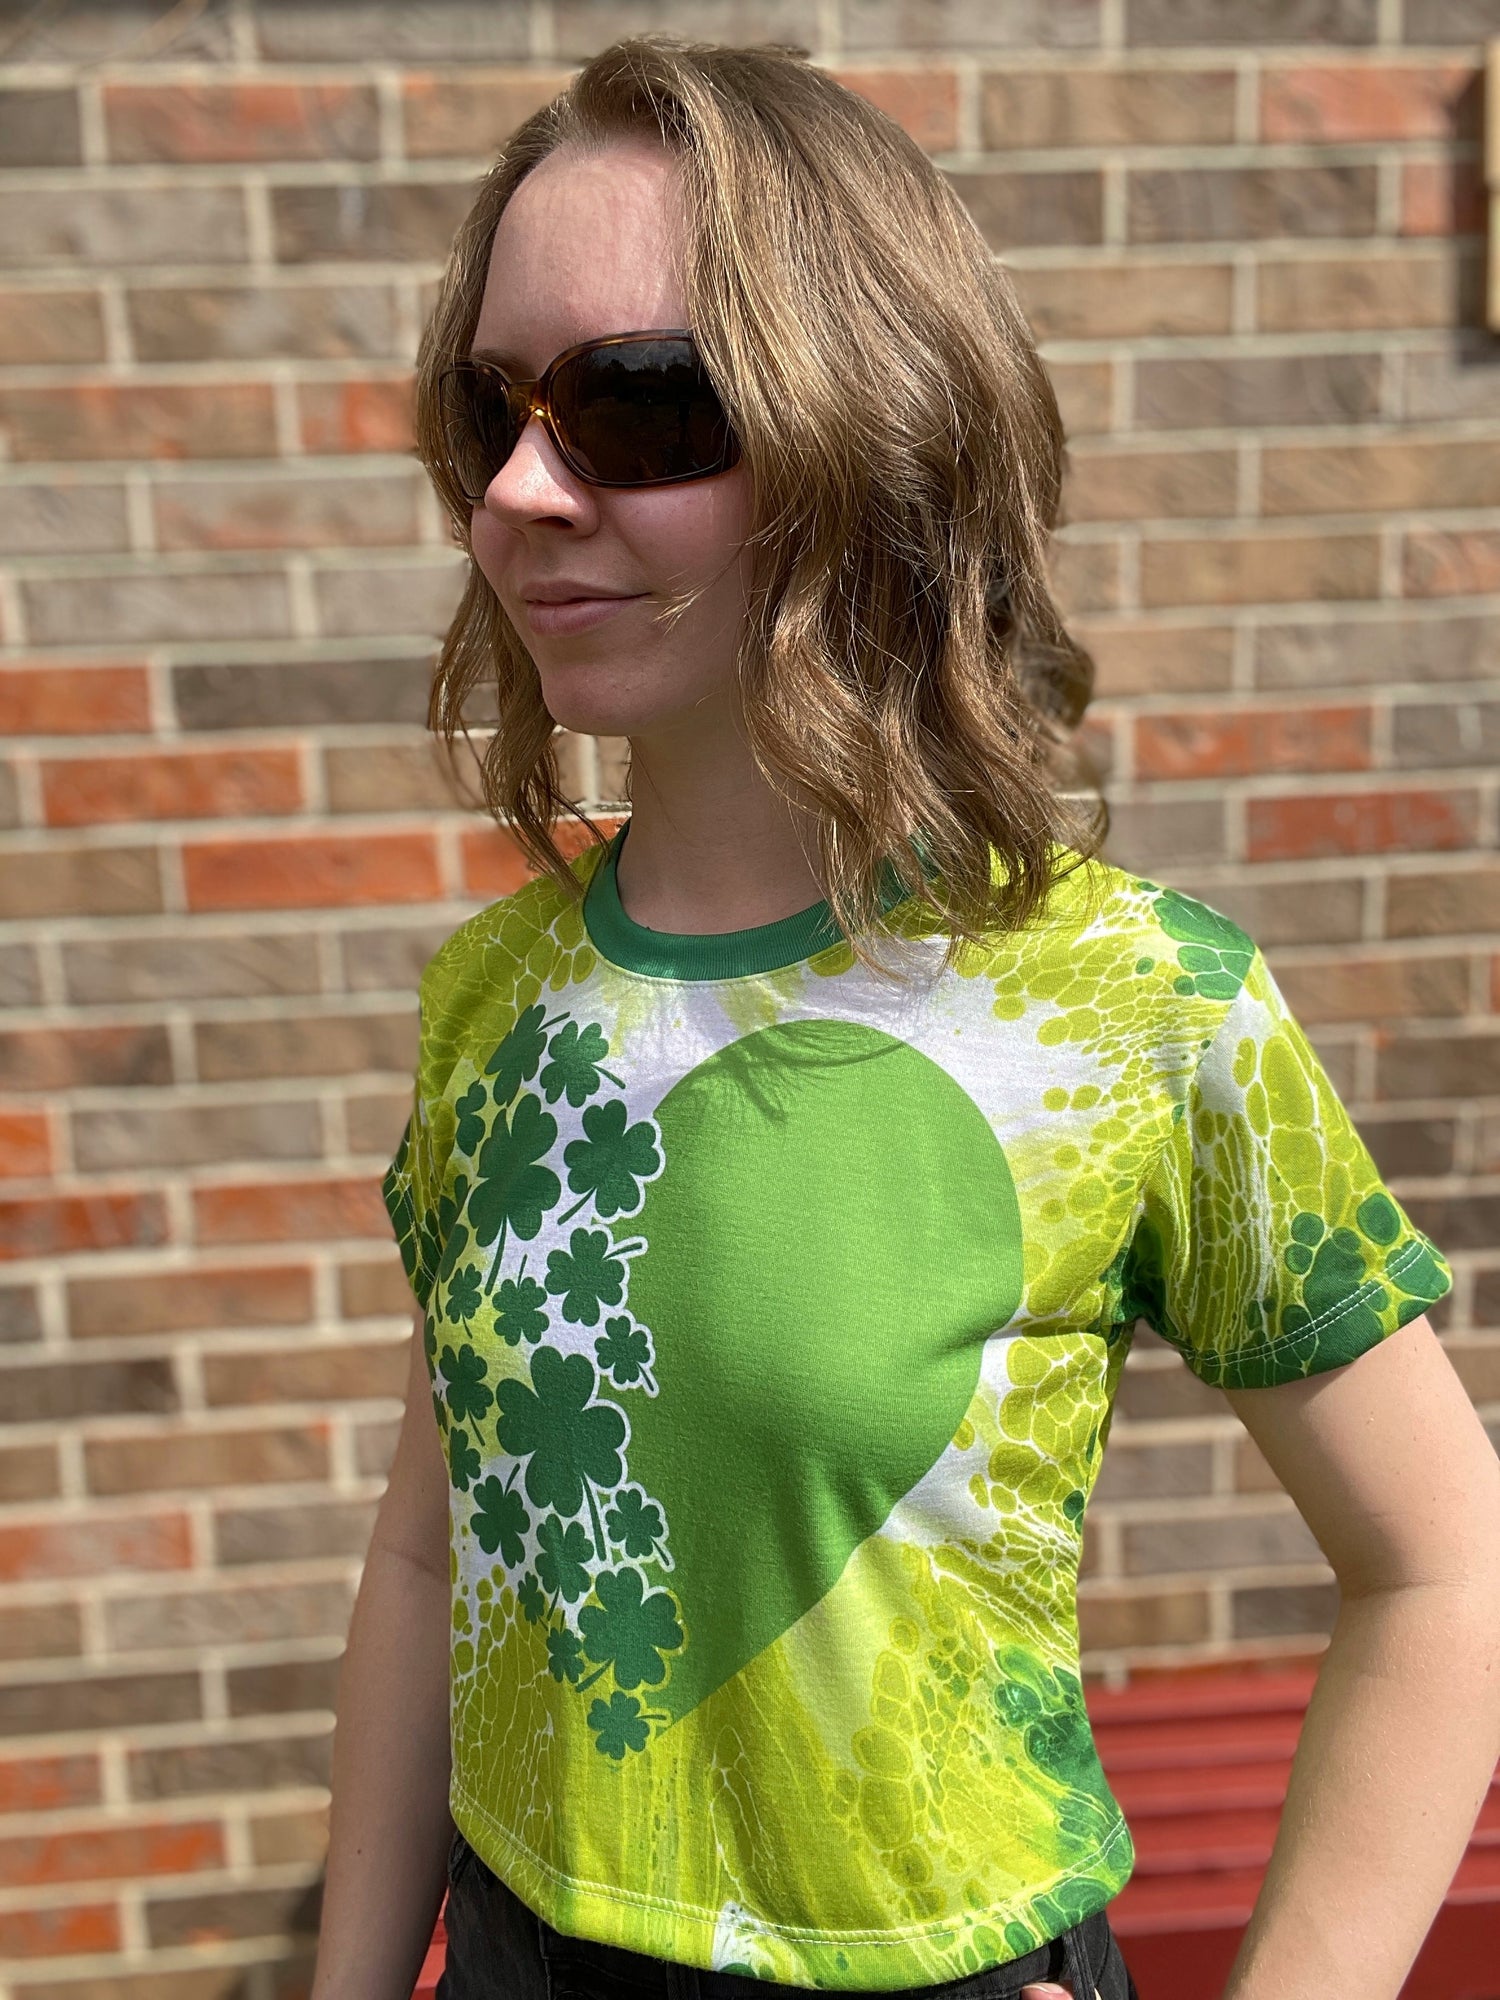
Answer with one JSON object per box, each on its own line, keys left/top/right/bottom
{"left": 437, "top": 329, "right": 742, "bottom": 501}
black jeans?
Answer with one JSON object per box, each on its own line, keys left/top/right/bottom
{"left": 437, "top": 1829, "right": 1142, "bottom": 2000}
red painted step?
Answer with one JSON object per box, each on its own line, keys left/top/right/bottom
{"left": 412, "top": 1661, "right": 1500, "bottom": 1999}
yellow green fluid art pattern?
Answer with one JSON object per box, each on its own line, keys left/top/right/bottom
{"left": 382, "top": 830, "right": 1452, "bottom": 1990}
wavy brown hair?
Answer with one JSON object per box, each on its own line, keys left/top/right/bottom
{"left": 414, "top": 34, "right": 1111, "bottom": 971}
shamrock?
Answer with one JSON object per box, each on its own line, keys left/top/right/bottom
{"left": 421, "top": 1310, "right": 438, "bottom": 1370}
{"left": 577, "top": 1567, "right": 683, "bottom": 1691}
{"left": 454, "top": 1080, "right": 488, "bottom": 1157}
{"left": 433, "top": 1172, "right": 472, "bottom": 1289}
{"left": 604, "top": 1486, "right": 666, "bottom": 1563}
{"left": 545, "top": 1227, "right": 627, "bottom": 1328}
{"left": 468, "top": 1094, "right": 560, "bottom": 1264}
{"left": 439, "top": 1342, "right": 492, "bottom": 1428}
{"left": 535, "top": 1514, "right": 594, "bottom": 1603}
{"left": 546, "top": 1623, "right": 585, "bottom": 1685}
{"left": 492, "top": 1273, "right": 549, "bottom": 1347}
{"left": 539, "top": 1020, "right": 621, "bottom": 1108}
{"left": 485, "top": 1004, "right": 551, "bottom": 1108}
{"left": 517, "top": 1573, "right": 547, "bottom": 1624}
{"left": 445, "top": 1264, "right": 483, "bottom": 1324}
{"left": 431, "top": 1389, "right": 448, "bottom": 1435}
{"left": 594, "top": 1315, "right": 656, "bottom": 1393}
{"left": 495, "top": 1345, "right": 626, "bottom": 1522}
{"left": 561, "top": 1098, "right": 661, "bottom": 1221}
{"left": 471, "top": 1476, "right": 528, "bottom": 1566}
{"left": 448, "top": 1426, "right": 481, "bottom": 1493}
{"left": 588, "top": 1690, "right": 650, "bottom": 1762}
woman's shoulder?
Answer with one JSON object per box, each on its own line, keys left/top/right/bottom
{"left": 415, "top": 836, "right": 607, "bottom": 1025}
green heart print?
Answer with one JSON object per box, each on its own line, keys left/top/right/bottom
{"left": 623, "top": 1018, "right": 1026, "bottom": 1725}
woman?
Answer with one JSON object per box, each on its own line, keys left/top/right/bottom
{"left": 311, "top": 36, "right": 1500, "bottom": 2000}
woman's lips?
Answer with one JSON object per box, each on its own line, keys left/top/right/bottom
{"left": 523, "top": 595, "right": 647, "bottom": 636}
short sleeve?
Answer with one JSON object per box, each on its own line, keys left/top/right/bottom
{"left": 1121, "top": 946, "right": 1453, "bottom": 1389}
{"left": 381, "top": 1101, "right": 440, "bottom": 1312}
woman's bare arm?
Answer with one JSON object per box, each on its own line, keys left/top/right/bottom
{"left": 312, "top": 1309, "right": 453, "bottom": 2000}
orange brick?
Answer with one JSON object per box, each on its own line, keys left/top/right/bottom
{"left": 0, "top": 382, "right": 276, "bottom": 462}
{"left": 0, "top": 1512, "right": 192, "bottom": 1585}
{"left": 193, "top": 1177, "right": 389, "bottom": 1246}
{"left": 0, "top": 662, "right": 151, "bottom": 736}
{"left": 297, "top": 375, "right": 415, "bottom": 454}
{"left": 458, "top": 824, "right": 536, "bottom": 898}
{"left": 0, "top": 1901, "right": 121, "bottom": 1959}
{"left": 1246, "top": 788, "right": 1477, "bottom": 863}
{"left": 1260, "top": 62, "right": 1474, "bottom": 143}
{"left": 0, "top": 1819, "right": 223, "bottom": 1891}
{"left": 0, "top": 1754, "right": 101, "bottom": 1816}
{"left": 829, "top": 66, "right": 960, "bottom": 150}
{"left": 0, "top": 1110, "right": 52, "bottom": 1181}
{"left": 1401, "top": 158, "right": 1487, "bottom": 237}
{"left": 182, "top": 831, "right": 441, "bottom": 911}
{"left": 1134, "top": 703, "right": 1372, "bottom": 780}
{"left": 41, "top": 747, "right": 303, "bottom": 827}
{"left": 0, "top": 1191, "right": 169, "bottom": 1262}
{"left": 103, "top": 81, "right": 379, "bottom": 164}
{"left": 1403, "top": 528, "right": 1500, "bottom": 598}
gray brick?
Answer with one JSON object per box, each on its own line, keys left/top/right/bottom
{"left": 217, "top": 1499, "right": 377, "bottom": 1567}
{"left": 1134, "top": 352, "right": 1382, "bottom": 430}
{"left": 1358, "top": 1112, "right": 1457, "bottom": 1179}
{"left": 842, "top": 0, "right": 1101, "bottom": 48}
{"left": 1091, "top": 1440, "right": 1213, "bottom": 1501}
{"left": 1231, "top": 1582, "right": 1338, "bottom": 1640}
{"left": 0, "top": 287, "right": 108, "bottom": 366}
{"left": 1386, "top": 865, "right": 1500, "bottom": 940}
{"left": 0, "top": 943, "right": 42, "bottom": 1008}
{"left": 128, "top": 282, "right": 400, "bottom": 363}
{"left": 945, "top": 169, "right": 1104, "bottom": 249}
{"left": 1403, "top": 340, "right": 1500, "bottom": 422}
{"left": 253, "top": 0, "right": 530, "bottom": 59}
{"left": 63, "top": 931, "right": 323, "bottom": 1006}
{"left": 72, "top": 1099, "right": 324, "bottom": 1173}
{"left": 130, "top": 1728, "right": 330, "bottom": 1801}
{"left": 0, "top": 0, "right": 234, "bottom": 59}
{"left": 1256, "top": 612, "right": 1495, "bottom": 689}
{"left": 1402, "top": 0, "right": 1498, "bottom": 40}
{"left": 0, "top": 761, "right": 18, "bottom": 829}
{"left": 195, "top": 1008, "right": 416, "bottom": 1082}
{"left": 1391, "top": 697, "right": 1500, "bottom": 769}
{"left": 1377, "top": 1034, "right": 1500, "bottom": 1102}
{"left": 325, "top": 739, "right": 467, "bottom": 813}
{"left": 1397, "top": 1190, "right": 1500, "bottom": 1253}
{"left": 1123, "top": 1506, "right": 1322, "bottom": 1575}
{"left": 555, "top": 0, "right": 812, "bottom": 54}
{"left": 0, "top": 480, "right": 131, "bottom": 558}
{"left": 0, "top": 1286, "right": 43, "bottom": 1346}
{"left": 22, "top": 570, "right": 292, "bottom": 647}
{"left": 271, "top": 182, "right": 473, "bottom": 264}
{"left": 340, "top": 919, "right": 457, "bottom": 992}
{"left": 1128, "top": 164, "right": 1378, "bottom": 243}
{"left": 980, "top": 66, "right": 1236, "bottom": 147}
{"left": 1163, "top": 870, "right": 1364, "bottom": 948}
{"left": 1099, "top": 797, "right": 1228, "bottom": 870}
{"left": 172, "top": 657, "right": 436, "bottom": 730}
{"left": 0, "top": 187, "right": 248, "bottom": 269}
{"left": 106, "top": 1578, "right": 354, "bottom": 1653}
{"left": 313, "top": 558, "right": 466, "bottom": 640}
{"left": 1127, "top": 0, "right": 1377, "bottom": 42}
{"left": 0, "top": 90, "right": 83, "bottom": 167}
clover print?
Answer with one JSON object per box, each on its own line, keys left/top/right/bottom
{"left": 494, "top": 1345, "right": 626, "bottom": 1554}
{"left": 492, "top": 1271, "right": 549, "bottom": 1348}
{"left": 604, "top": 1486, "right": 668, "bottom": 1565}
{"left": 595, "top": 1315, "right": 657, "bottom": 1395}
{"left": 535, "top": 1514, "right": 594, "bottom": 1604}
{"left": 454, "top": 1080, "right": 488, "bottom": 1157}
{"left": 560, "top": 1098, "right": 662, "bottom": 1223}
{"left": 433, "top": 1171, "right": 472, "bottom": 1290}
{"left": 471, "top": 1475, "right": 529, "bottom": 1566}
{"left": 577, "top": 1566, "right": 683, "bottom": 1693}
{"left": 448, "top": 1426, "right": 481, "bottom": 1493}
{"left": 445, "top": 1265, "right": 483, "bottom": 1325}
{"left": 517, "top": 1573, "right": 547, "bottom": 1624}
{"left": 439, "top": 1342, "right": 492, "bottom": 1428}
{"left": 588, "top": 1690, "right": 650, "bottom": 1762}
{"left": 540, "top": 1020, "right": 623, "bottom": 1109}
{"left": 546, "top": 1623, "right": 585, "bottom": 1685}
{"left": 468, "top": 1094, "right": 561, "bottom": 1280}
{"left": 484, "top": 1004, "right": 557, "bottom": 1109}
{"left": 544, "top": 1227, "right": 629, "bottom": 1329}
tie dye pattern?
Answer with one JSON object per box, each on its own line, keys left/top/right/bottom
{"left": 381, "top": 832, "right": 1451, "bottom": 1990}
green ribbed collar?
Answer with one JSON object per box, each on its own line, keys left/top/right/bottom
{"left": 583, "top": 822, "right": 916, "bottom": 982}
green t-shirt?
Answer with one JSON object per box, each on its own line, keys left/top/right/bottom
{"left": 382, "top": 825, "right": 1451, "bottom": 1990}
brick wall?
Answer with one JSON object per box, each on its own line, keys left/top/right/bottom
{"left": 0, "top": 0, "right": 1495, "bottom": 1992}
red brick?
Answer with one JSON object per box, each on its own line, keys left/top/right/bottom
{"left": 68, "top": 1262, "right": 314, "bottom": 1341}
{"left": 1134, "top": 703, "right": 1373, "bottom": 779}
{"left": 104, "top": 81, "right": 379, "bottom": 163}
{"left": 0, "top": 1110, "right": 52, "bottom": 1181}
{"left": 0, "top": 383, "right": 276, "bottom": 462}
{"left": 1403, "top": 529, "right": 1500, "bottom": 598}
{"left": 400, "top": 68, "right": 575, "bottom": 157}
{"left": 0, "top": 662, "right": 151, "bottom": 736}
{"left": 830, "top": 66, "right": 960, "bottom": 149}
{"left": 183, "top": 831, "right": 441, "bottom": 911}
{"left": 41, "top": 748, "right": 303, "bottom": 828}
{"left": 1260, "top": 62, "right": 1474, "bottom": 142}
{"left": 193, "top": 1177, "right": 389, "bottom": 1246}
{"left": 0, "top": 1901, "right": 120, "bottom": 1959}
{"left": 0, "top": 288, "right": 107, "bottom": 366}
{"left": 0, "top": 1024, "right": 172, "bottom": 1092}
{"left": 1246, "top": 787, "right": 1478, "bottom": 862}
{"left": 296, "top": 374, "right": 415, "bottom": 453}
{"left": 0, "top": 1753, "right": 101, "bottom": 1816}
{"left": 0, "top": 1191, "right": 169, "bottom": 1263}
{"left": 1401, "top": 158, "right": 1487, "bottom": 236}
{"left": 0, "top": 1511, "right": 192, "bottom": 1584}
{"left": 0, "top": 1819, "right": 223, "bottom": 1890}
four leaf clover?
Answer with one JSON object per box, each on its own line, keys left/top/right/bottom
{"left": 545, "top": 1228, "right": 627, "bottom": 1328}
{"left": 562, "top": 1098, "right": 661, "bottom": 1221}
{"left": 578, "top": 1567, "right": 683, "bottom": 1691}
{"left": 471, "top": 1476, "right": 529, "bottom": 1566}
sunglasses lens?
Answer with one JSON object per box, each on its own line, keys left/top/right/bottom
{"left": 441, "top": 364, "right": 520, "bottom": 502}
{"left": 551, "top": 338, "right": 738, "bottom": 485}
